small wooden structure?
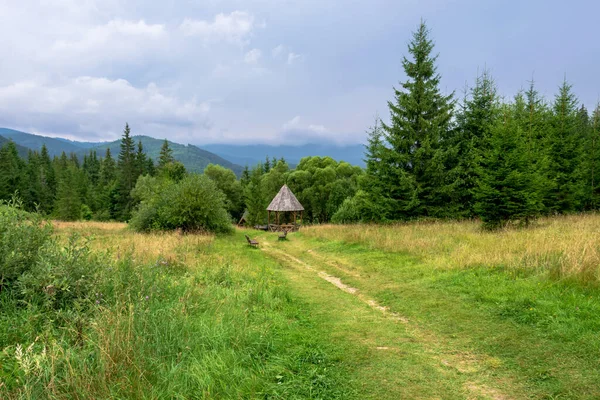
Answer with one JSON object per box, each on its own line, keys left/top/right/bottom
{"left": 267, "top": 185, "right": 304, "bottom": 232}
{"left": 237, "top": 211, "right": 249, "bottom": 227}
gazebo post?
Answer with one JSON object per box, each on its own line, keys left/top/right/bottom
{"left": 268, "top": 210, "right": 270, "bottom": 230}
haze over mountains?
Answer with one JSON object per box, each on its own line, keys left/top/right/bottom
{"left": 0, "top": 128, "right": 366, "bottom": 175}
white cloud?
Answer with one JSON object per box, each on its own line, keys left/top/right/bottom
{"left": 0, "top": 77, "right": 211, "bottom": 142}
{"left": 287, "top": 52, "right": 303, "bottom": 65}
{"left": 46, "top": 19, "right": 167, "bottom": 67}
{"left": 244, "top": 48, "right": 262, "bottom": 64}
{"left": 282, "top": 117, "right": 328, "bottom": 135}
{"left": 282, "top": 116, "right": 301, "bottom": 130}
{"left": 180, "top": 11, "right": 255, "bottom": 44}
{"left": 308, "top": 124, "right": 328, "bottom": 133}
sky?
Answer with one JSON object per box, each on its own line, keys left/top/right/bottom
{"left": 0, "top": 0, "right": 598, "bottom": 146}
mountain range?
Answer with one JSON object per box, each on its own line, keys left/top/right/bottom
{"left": 0, "top": 128, "right": 366, "bottom": 174}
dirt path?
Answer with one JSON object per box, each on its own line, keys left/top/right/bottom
{"left": 261, "top": 239, "right": 516, "bottom": 399}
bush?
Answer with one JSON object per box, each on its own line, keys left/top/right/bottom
{"left": 331, "top": 196, "right": 361, "bottom": 224}
{"left": 130, "top": 174, "right": 233, "bottom": 234}
{"left": 0, "top": 199, "right": 53, "bottom": 290}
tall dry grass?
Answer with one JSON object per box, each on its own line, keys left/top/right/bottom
{"left": 52, "top": 220, "right": 214, "bottom": 265}
{"left": 303, "top": 214, "right": 600, "bottom": 282}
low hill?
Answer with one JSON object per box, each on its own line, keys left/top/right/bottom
{"left": 0, "top": 128, "right": 84, "bottom": 157}
{"left": 80, "top": 136, "right": 243, "bottom": 175}
{"left": 0, "top": 128, "right": 243, "bottom": 175}
{"left": 0, "top": 135, "right": 32, "bottom": 158}
{"left": 202, "top": 143, "right": 366, "bottom": 168}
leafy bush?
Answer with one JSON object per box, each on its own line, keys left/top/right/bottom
{"left": 0, "top": 198, "right": 104, "bottom": 310}
{"left": 0, "top": 199, "right": 52, "bottom": 290}
{"left": 130, "top": 174, "right": 233, "bottom": 234}
{"left": 331, "top": 196, "right": 361, "bottom": 224}
{"left": 17, "top": 234, "right": 103, "bottom": 311}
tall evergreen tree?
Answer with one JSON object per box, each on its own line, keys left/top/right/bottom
{"left": 447, "top": 70, "right": 499, "bottom": 217}
{"left": 546, "top": 80, "right": 582, "bottom": 213}
{"left": 54, "top": 163, "right": 82, "bottom": 221}
{"left": 585, "top": 104, "right": 600, "bottom": 208}
{"left": 116, "top": 123, "right": 138, "bottom": 220}
{"left": 358, "top": 117, "right": 393, "bottom": 220}
{"left": 38, "top": 144, "right": 56, "bottom": 214}
{"left": 474, "top": 101, "right": 545, "bottom": 228}
{"left": 380, "top": 21, "right": 454, "bottom": 219}
{"left": 158, "top": 139, "right": 174, "bottom": 169}
{"left": 0, "top": 141, "right": 27, "bottom": 202}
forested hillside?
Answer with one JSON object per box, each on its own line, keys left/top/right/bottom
{"left": 80, "top": 136, "right": 243, "bottom": 175}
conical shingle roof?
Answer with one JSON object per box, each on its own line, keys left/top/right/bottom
{"left": 267, "top": 185, "right": 304, "bottom": 211}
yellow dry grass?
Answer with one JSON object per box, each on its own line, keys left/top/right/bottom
{"left": 52, "top": 220, "right": 214, "bottom": 265}
{"left": 303, "top": 214, "right": 600, "bottom": 282}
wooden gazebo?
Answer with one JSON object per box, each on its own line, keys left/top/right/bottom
{"left": 267, "top": 185, "right": 304, "bottom": 232}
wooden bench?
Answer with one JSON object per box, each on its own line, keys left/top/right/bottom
{"left": 278, "top": 231, "right": 288, "bottom": 241}
{"left": 245, "top": 234, "right": 259, "bottom": 247}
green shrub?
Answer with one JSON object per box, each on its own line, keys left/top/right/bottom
{"left": 130, "top": 174, "right": 233, "bottom": 234}
{"left": 0, "top": 199, "right": 53, "bottom": 290}
{"left": 331, "top": 196, "right": 361, "bottom": 224}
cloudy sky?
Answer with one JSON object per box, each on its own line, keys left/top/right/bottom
{"left": 0, "top": 0, "right": 598, "bottom": 145}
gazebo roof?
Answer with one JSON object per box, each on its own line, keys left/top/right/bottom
{"left": 267, "top": 185, "right": 304, "bottom": 212}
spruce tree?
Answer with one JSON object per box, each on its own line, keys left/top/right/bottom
{"left": 474, "top": 101, "right": 544, "bottom": 228}
{"left": 0, "top": 141, "right": 27, "bottom": 202}
{"left": 158, "top": 139, "right": 174, "bottom": 169}
{"left": 448, "top": 70, "right": 499, "bottom": 217}
{"left": 380, "top": 20, "right": 454, "bottom": 219}
{"left": 359, "top": 117, "right": 393, "bottom": 220}
{"left": 54, "top": 163, "right": 82, "bottom": 221}
{"left": 546, "top": 80, "right": 582, "bottom": 213}
{"left": 585, "top": 104, "right": 600, "bottom": 208}
{"left": 38, "top": 144, "right": 56, "bottom": 214}
{"left": 116, "top": 123, "right": 138, "bottom": 220}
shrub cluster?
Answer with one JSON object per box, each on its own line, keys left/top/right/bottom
{"left": 0, "top": 199, "right": 103, "bottom": 311}
{"left": 129, "top": 174, "right": 233, "bottom": 234}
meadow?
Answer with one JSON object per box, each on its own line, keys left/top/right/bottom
{"left": 2, "top": 214, "right": 600, "bottom": 398}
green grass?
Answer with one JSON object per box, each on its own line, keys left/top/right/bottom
{"left": 4, "top": 218, "right": 600, "bottom": 399}
{"left": 0, "top": 226, "right": 355, "bottom": 399}
{"left": 266, "top": 231, "right": 600, "bottom": 398}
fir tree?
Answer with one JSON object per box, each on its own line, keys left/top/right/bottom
{"left": 38, "top": 144, "right": 56, "bottom": 214}
{"left": 116, "top": 123, "right": 138, "bottom": 220}
{"left": 0, "top": 141, "right": 27, "bottom": 202}
{"left": 546, "top": 80, "right": 582, "bottom": 213}
{"left": 585, "top": 104, "right": 600, "bottom": 208}
{"left": 158, "top": 139, "right": 174, "bottom": 169}
{"left": 448, "top": 70, "right": 499, "bottom": 217}
{"left": 474, "top": 102, "right": 544, "bottom": 228}
{"left": 359, "top": 117, "right": 392, "bottom": 220}
{"left": 380, "top": 21, "right": 454, "bottom": 219}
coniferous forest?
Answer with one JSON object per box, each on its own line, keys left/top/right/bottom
{"left": 1, "top": 21, "right": 599, "bottom": 230}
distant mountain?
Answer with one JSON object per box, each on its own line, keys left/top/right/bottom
{"left": 79, "top": 136, "right": 243, "bottom": 175}
{"left": 0, "top": 135, "right": 30, "bottom": 158}
{"left": 0, "top": 128, "right": 84, "bottom": 157}
{"left": 202, "top": 143, "right": 366, "bottom": 168}
{"left": 0, "top": 128, "right": 243, "bottom": 175}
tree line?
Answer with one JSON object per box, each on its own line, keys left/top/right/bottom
{"left": 1, "top": 21, "right": 599, "bottom": 229}
{"left": 337, "top": 21, "right": 600, "bottom": 228}
{"left": 0, "top": 123, "right": 185, "bottom": 221}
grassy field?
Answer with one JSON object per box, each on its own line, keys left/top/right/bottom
{"left": 2, "top": 215, "right": 600, "bottom": 398}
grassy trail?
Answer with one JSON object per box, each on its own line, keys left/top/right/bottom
{"left": 253, "top": 229, "right": 600, "bottom": 399}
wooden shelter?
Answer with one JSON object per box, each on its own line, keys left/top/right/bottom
{"left": 267, "top": 185, "right": 304, "bottom": 232}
